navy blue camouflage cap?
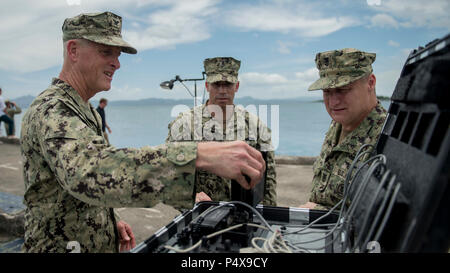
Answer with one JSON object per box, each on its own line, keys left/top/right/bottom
{"left": 62, "top": 11, "right": 137, "bottom": 54}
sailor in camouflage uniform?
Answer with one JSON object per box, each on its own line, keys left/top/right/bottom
{"left": 20, "top": 12, "right": 265, "bottom": 253}
{"left": 301, "top": 48, "right": 387, "bottom": 210}
{"left": 166, "top": 57, "right": 277, "bottom": 208}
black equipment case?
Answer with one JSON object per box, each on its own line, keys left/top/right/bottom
{"left": 374, "top": 33, "right": 450, "bottom": 252}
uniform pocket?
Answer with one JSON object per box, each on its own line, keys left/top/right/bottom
{"left": 313, "top": 165, "right": 331, "bottom": 193}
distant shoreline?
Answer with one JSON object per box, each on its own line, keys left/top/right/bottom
{"left": 9, "top": 95, "right": 391, "bottom": 109}
{"left": 313, "top": 96, "right": 391, "bottom": 103}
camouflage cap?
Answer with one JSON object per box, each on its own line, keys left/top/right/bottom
{"left": 308, "top": 48, "right": 376, "bottom": 91}
{"left": 204, "top": 57, "right": 241, "bottom": 83}
{"left": 62, "top": 11, "right": 137, "bottom": 54}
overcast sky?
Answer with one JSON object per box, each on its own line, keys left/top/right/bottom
{"left": 0, "top": 0, "right": 449, "bottom": 102}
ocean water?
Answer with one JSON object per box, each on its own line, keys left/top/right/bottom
{"left": 8, "top": 100, "right": 390, "bottom": 156}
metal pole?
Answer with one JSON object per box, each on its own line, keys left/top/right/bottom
{"left": 162, "top": 72, "right": 205, "bottom": 107}
{"left": 194, "top": 81, "right": 197, "bottom": 107}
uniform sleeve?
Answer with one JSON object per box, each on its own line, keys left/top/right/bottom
{"left": 257, "top": 119, "right": 277, "bottom": 206}
{"left": 37, "top": 103, "right": 197, "bottom": 208}
{"left": 263, "top": 150, "right": 277, "bottom": 206}
{"left": 166, "top": 119, "right": 176, "bottom": 142}
{"left": 166, "top": 112, "right": 192, "bottom": 143}
{"left": 113, "top": 209, "right": 121, "bottom": 221}
{"left": 309, "top": 122, "right": 334, "bottom": 206}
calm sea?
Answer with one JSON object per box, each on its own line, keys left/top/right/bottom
{"left": 9, "top": 100, "right": 390, "bottom": 156}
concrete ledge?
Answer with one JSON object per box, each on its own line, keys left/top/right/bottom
{"left": 275, "top": 155, "right": 317, "bottom": 165}
{"left": 0, "top": 137, "right": 20, "bottom": 145}
{"left": 0, "top": 211, "right": 25, "bottom": 237}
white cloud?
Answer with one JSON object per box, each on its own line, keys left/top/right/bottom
{"left": 370, "top": 13, "right": 399, "bottom": 28}
{"left": 0, "top": 0, "right": 219, "bottom": 73}
{"left": 66, "top": 0, "right": 82, "bottom": 6}
{"left": 277, "top": 41, "right": 294, "bottom": 54}
{"left": 295, "top": 68, "right": 318, "bottom": 82}
{"left": 225, "top": 2, "right": 357, "bottom": 38}
{"left": 235, "top": 51, "right": 412, "bottom": 99}
{"left": 370, "top": 0, "right": 450, "bottom": 29}
{"left": 125, "top": 0, "right": 218, "bottom": 50}
{"left": 374, "top": 49, "right": 411, "bottom": 96}
{"left": 236, "top": 68, "right": 323, "bottom": 99}
{"left": 0, "top": 1, "right": 69, "bottom": 72}
{"left": 376, "top": 69, "right": 401, "bottom": 96}
{"left": 388, "top": 40, "right": 400, "bottom": 47}
{"left": 240, "top": 72, "right": 288, "bottom": 85}
{"left": 367, "top": 0, "right": 382, "bottom": 6}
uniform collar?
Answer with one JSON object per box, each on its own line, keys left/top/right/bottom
{"left": 51, "top": 78, "right": 102, "bottom": 130}
{"left": 203, "top": 100, "right": 237, "bottom": 122}
{"left": 331, "top": 101, "right": 385, "bottom": 153}
{"left": 52, "top": 78, "right": 91, "bottom": 111}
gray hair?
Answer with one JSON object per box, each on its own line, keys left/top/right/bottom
{"left": 63, "top": 39, "right": 90, "bottom": 59}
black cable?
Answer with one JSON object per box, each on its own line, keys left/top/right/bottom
{"left": 345, "top": 160, "right": 385, "bottom": 224}
{"left": 288, "top": 150, "right": 386, "bottom": 250}
{"left": 287, "top": 150, "right": 383, "bottom": 237}
{"left": 188, "top": 146, "right": 397, "bottom": 253}
{"left": 341, "top": 160, "right": 383, "bottom": 251}
{"left": 290, "top": 148, "right": 397, "bottom": 253}
{"left": 340, "top": 158, "right": 383, "bottom": 239}
{"left": 284, "top": 223, "right": 337, "bottom": 228}
{"left": 195, "top": 201, "right": 275, "bottom": 232}
{"left": 338, "top": 153, "right": 387, "bottom": 251}
{"left": 343, "top": 144, "right": 375, "bottom": 188}
{"left": 373, "top": 183, "right": 402, "bottom": 242}
{"left": 291, "top": 221, "right": 344, "bottom": 245}
{"left": 284, "top": 199, "right": 344, "bottom": 235}
{"left": 342, "top": 143, "right": 377, "bottom": 196}
{"left": 361, "top": 174, "right": 397, "bottom": 252}
{"left": 180, "top": 81, "right": 195, "bottom": 97}
{"left": 202, "top": 84, "right": 206, "bottom": 104}
{"left": 351, "top": 169, "right": 392, "bottom": 252}
{"left": 339, "top": 154, "right": 386, "bottom": 222}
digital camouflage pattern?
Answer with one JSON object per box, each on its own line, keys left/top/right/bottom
{"left": 20, "top": 78, "right": 197, "bottom": 253}
{"left": 308, "top": 48, "right": 376, "bottom": 91}
{"left": 204, "top": 57, "right": 241, "bottom": 83}
{"left": 309, "top": 102, "right": 387, "bottom": 210}
{"left": 166, "top": 103, "right": 277, "bottom": 209}
{"left": 62, "top": 11, "right": 137, "bottom": 54}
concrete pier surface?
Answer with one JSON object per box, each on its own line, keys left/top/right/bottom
{"left": 0, "top": 138, "right": 315, "bottom": 251}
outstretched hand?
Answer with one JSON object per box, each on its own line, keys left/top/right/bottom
{"left": 196, "top": 141, "right": 265, "bottom": 190}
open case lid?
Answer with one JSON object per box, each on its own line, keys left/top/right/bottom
{"left": 374, "top": 33, "right": 450, "bottom": 252}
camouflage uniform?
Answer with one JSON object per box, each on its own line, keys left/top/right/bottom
{"left": 166, "top": 57, "right": 277, "bottom": 209}
{"left": 20, "top": 12, "right": 197, "bottom": 253}
{"left": 309, "top": 102, "right": 387, "bottom": 209}
{"left": 308, "top": 48, "right": 387, "bottom": 210}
